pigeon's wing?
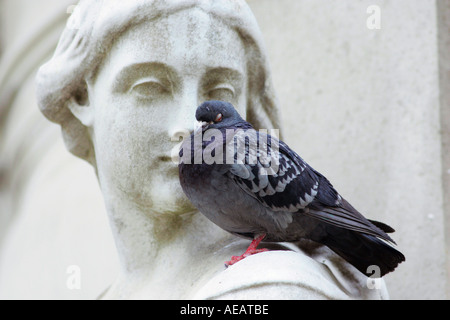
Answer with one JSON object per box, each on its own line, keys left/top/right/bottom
{"left": 227, "top": 130, "right": 393, "bottom": 242}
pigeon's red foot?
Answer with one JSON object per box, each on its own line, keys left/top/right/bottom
{"left": 225, "top": 234, "right": 268, "bottom": 267}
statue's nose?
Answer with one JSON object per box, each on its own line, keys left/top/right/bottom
{"left": 168, "top": 84, "right": 200, "bottom": 140}
{"left": 168, "top": 95, "right": 199, "bottom": 164}
{"left": 169, "top": 104, "right": 197, "bottom": 142}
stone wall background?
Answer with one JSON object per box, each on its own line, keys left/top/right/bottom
{"left": 0, "top": 0, "right": 448, "bottom": 299}
{"left": 246, "top": 0, "right": 449, "bottom": 300}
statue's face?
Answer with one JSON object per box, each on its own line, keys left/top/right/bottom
{"left": 88, "top": 9, "right": 248, "bottom": 214}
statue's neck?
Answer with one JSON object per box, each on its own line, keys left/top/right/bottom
{"left": 107, "top": 200, "right": 208, "bottom": 270}
{"left": 101, "top": 195, "right": 239, "bottom": 298}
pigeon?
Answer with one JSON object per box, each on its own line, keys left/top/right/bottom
{"left": 178, "top": 100, "right": 405, "bottom": 277}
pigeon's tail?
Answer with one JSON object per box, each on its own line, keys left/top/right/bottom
{"left": 319, "top": 227, "right": 405, "bottom": 277}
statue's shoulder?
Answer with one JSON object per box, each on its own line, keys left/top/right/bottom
{"left": 193, "top": 250, "right": 389, "bottom": 300}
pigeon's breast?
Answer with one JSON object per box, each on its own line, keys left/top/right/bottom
{"left": 179, "top": 162, "right": 258, "bottom": 235}
{"left": 179, "top": 162, "right": 296, "bottom": 238}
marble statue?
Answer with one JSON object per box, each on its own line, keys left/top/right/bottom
{"left": 36, "top": 0, "right": 388, "bottom": 299}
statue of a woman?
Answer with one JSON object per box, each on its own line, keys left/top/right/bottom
{"left": 36, "top": 0, "right": 388, "bottom": 299}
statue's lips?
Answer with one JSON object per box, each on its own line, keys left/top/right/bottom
{"left": 155, "top": 155, "right": 180, "bottom": 177}
{"left": 157, "top": 155, "right": 173, "bottom": 162}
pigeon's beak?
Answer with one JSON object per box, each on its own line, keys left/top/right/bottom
{"left": 195, "top": 120, "right": 213, "bottom": 133}
{"left": 194, "top": 121, "right": 207, "bottom": 134}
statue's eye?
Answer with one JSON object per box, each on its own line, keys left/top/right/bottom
{"left": 215, "top": 113, "right": 223, "bottom": 123}
{"left": 131, "top": 78, "right": 168, "bottom": 98}
{"left": 207, "top": 83, "right": 235, "bottom": 102}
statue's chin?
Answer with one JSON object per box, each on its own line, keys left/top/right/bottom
{"left": 120, "top": 176, "right": 197, "bottom": 217}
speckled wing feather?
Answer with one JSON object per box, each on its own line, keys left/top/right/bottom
{"left": 227, "top": 130, "right": 394, "bottom": 243}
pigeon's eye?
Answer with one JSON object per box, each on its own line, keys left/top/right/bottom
{"left": 214, "top": 113, "right": 223, "bottom": 123}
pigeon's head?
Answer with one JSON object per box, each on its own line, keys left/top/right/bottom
{"left": 195, "top": 100, "right": 246, "bottom": 130}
